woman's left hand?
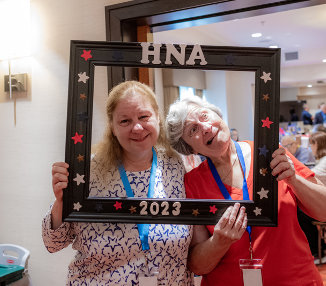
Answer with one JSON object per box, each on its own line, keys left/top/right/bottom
{"left": 270, "top": 147, "right": 296, "bottom": 183}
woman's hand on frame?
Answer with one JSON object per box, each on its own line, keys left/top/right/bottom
{"left": 212, "top": 203, "right": 247, "bottom": 247}
{"left": 270, "top": 147, "right": 296, "bottom": 183}
{"left": 52, "top": 162, "right": 69, "bottom": 202}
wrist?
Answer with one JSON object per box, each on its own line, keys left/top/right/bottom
{"left": 210, "top": 233, "right": 233, "bottom": 249}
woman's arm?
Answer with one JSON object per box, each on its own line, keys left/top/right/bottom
{"left": 270, "top": 148, "right": 326, "bottom": 222}
{"left": 51, "top": 162, "right": 69, "bottom": 229}
{"left": 188, "top": 203, "right": 247, "bottom": 275}
{"left": 42, "top": 162, "right": 74, "bottom": 253}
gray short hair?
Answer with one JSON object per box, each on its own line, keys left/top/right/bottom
{"left": 165, "top": 95, "right": 223, "bottom": 155}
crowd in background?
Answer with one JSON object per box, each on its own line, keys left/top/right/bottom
{"left": 278, "top": 103, "right": 326, "bottom": 260}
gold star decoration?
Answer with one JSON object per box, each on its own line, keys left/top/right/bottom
{"left": 77, "top": 154, "right": 84, "bottom": 162}
{"left": 262, "top": 94, "right": 270, "bottom": 101}
{"left": 129, "top": 206, "right": 137, "bottom": 214}
{"left": 80, "top": 93, "right": 87, "bottom": 100}
{"left": 192, "top": 209, "right": 200, "bottom": 216}
{"left": 259, "top": 168, "right": 268, "bottom": 176}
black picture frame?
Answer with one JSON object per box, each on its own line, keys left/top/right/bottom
{"left": 63, "top": 40, "right": 280, "bottom": 226}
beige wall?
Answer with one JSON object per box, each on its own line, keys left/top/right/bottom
{"left": 162, "top": 69, "right": 206, "bottom": 90}
{"left": 0, "top": 0, "right": 130, "bottom": 285}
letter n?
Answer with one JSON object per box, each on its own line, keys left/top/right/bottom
{"left": 165, "top": 44, "right": 187, "bottom": 65}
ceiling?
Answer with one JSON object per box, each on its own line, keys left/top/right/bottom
{"left": 154, "top": 3, "right": 326, "bottom": 88}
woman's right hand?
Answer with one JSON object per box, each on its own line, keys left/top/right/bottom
{"left": 211, "top": 203, "right": 247, "bottom": 247}
{"left": 52, "top": 162, "right": 69, "bottom": 202}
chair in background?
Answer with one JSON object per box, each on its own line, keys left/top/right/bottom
{"left": 0, "top": 244, "right": 30, "bottom": 286}
{"left": 312, "top": 222, "right": 326, "bottom": 265}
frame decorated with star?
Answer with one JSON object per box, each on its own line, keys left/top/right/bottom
{"left": 63, "top": 40, "right": 280, "bottom": 226}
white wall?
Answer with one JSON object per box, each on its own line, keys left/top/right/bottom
{"left": 225, "top": 71, "right": 255, "bottom": 141}
{"left": 0, "top": 0, "right": 130, "bottom": 285}
{"left": 163, "top": 69, "right": 206, "bottom": 90}
{"left": 204, "top": 70, "right": 228, "bottom": 123}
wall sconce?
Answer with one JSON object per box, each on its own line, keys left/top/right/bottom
{"left": 0, "top": 0, "right": 31, "bottom": 126}
{"left": 4, "top": 73, "right": 28, "bottom": 94}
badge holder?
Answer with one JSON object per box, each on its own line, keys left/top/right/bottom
{"left": 239, "top": 242, "right": 263, "bottom": 286}
{"left": 139, "top": 251, "right": 159, "bottom": 286}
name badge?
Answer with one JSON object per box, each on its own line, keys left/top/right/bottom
{"left": 139, "top": 275, "right": 158, "bottom": 286}
{"left": 239, "top": 258, "right": 263, "bottom": 286}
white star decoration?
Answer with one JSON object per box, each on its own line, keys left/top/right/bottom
{"left": 253, "top": 207, "right": 262, "bottom": 216}
{"left": 78, "top": 72, "right": 89, "bottom": 83}
{"left": 257, "top": 187, "right": 269, "bottom": 199}
{"left": 73, "top": 202, "right": 82, "bottom": 211}
{"left": 73, "top": 173, "right": 85, "bottom": 185}
{"left": 260, "top": 71, "right": 272, "bottom": 83}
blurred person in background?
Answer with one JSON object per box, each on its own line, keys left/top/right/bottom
{"left": 289, "top": 108, "right": 299, "bottom": 122}
{"left": 281, "top": 135, "right": 315, "bottom": 165}
{"left": 314, "top": 103, "right": 326, "bottom": 125}
{"left": 301, "top": 103, "right": 313, "bottom": 125}
{"left": 312, "top": 124, "right": 326, "bottom": 134}
{"left": 230, "top": 128, "right": 239, "bottom": 142}
{"left": 310, "top": 132, "right": 326, "bottom": 185}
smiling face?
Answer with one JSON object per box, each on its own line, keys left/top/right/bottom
{"left": 182, "top": 105, "right": 231, "bottom": 158}
{"left": 111, "top": 92, "right": 160, "bottom": 159}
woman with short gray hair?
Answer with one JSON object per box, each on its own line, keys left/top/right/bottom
{"left": 166, "top": 96, "right": 222, "bottom": 155}
{"left": 165, "top": 95, "right": 325, "bottom": 286}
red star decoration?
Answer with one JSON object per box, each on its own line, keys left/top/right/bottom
{"left": 81, "top": 50, "right": 92, "bottom": 61}
{"left": 261, "top": 117, "right": 274, "bottom": 129}
{"left": 209, "top": 205, "right": 218, "bottom": 214}
{"left": 114, "top": 201, "right": 122, "bottom": 210}
{"left": 71, "top": 132, "right": 84, "bottom": 144}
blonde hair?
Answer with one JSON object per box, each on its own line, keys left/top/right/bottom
{"left": 95, "top": 81, "right": 175, "bottom": 171}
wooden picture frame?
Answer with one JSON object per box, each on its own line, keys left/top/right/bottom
{"left": 63, "top": 40, "right": 280, "bottom": 226}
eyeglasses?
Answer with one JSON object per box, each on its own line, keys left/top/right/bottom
{"left": 282, "top": 142, "right": 295, "bottom": 149}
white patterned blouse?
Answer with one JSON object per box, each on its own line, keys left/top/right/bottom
{"left": 42, "top": 149, "right": 194, "bottom": 286}
{"left": 312, "top": 156, "right": 326, "bottom": 185}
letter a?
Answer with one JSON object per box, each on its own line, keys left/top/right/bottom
{"left": 186, "top": 45, "right": 208, "bottom": 65}
{"left": 165, "top": 44, "right": 187, "bottom": 65}
{"left": 140, "top": 43, "right": 162, "bottom": 64}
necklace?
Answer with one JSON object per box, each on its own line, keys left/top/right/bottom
{"left": 219, "top": 154, "right": 238, "bottom": 181}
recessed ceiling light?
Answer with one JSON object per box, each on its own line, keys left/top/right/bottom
{"left": 323, "top": 59, "right": 326, "bottom": 63}
{"left": 251, "top": 33, "right": 262, "bottom": 38}
{"left": 269, "top": 45, "right": 278, "bottom": 48}
{"left": 307, "top": 84, "right": 312, "bottom": 88}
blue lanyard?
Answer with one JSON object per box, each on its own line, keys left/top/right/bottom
{"left": 207, "top": 141, "right": 252, "bottom": 240}
{"left": 118, "top": 147, "right": 157, "bottom": 251}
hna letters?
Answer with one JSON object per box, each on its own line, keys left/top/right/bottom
{"left": 140, "top": 43, "right": 207, "bottom": 66}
